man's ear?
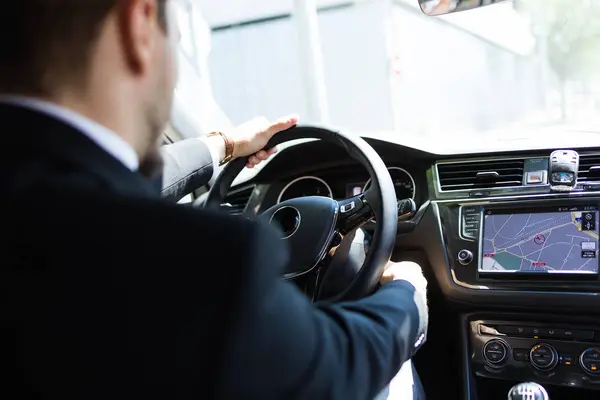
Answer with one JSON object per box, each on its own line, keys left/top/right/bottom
{"left": 117, "top": 0, "right": 161, "bottom": 75}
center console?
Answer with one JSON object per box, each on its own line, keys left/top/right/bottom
{"left": 433, "top": 151, "right": 600, "bottom": 299}
{"left": 451, "top": 203, "right": 600, "bottom": 396}
{"left": 468, "top": 316, "right": 600, "bottom": 390}
{"left": 458, "top": 313, "right": 600, "bottom": 399}
{"left": 429, "top": 150, "right": 600, "bottom": 398}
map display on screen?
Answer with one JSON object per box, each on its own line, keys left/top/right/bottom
{"left": 480, "top": 207, "right": 600, "bottom": 274}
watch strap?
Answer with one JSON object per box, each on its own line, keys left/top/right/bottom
{"left": 208, "top": 131, "right": 234, "bottom": 166}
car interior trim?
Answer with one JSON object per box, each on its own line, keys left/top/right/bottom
{"left": 432, "top": 190, "right": 600, "bottom": 204}
{"left": 434, "top": 155, "right": 551, "bottom": 193}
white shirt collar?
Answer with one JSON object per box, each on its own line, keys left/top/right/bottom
{"left": 0, "top": 95, "right": 139, "bottom": 171}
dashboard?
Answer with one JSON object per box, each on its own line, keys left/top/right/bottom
{"left": 276, "top": 166, "right": 416, "bottom": 204}
{"left": 221, "top": 139, "right": 600, "bottom": 307}
{"left": 229, "top": 140, "right": 431, "bottom": 215}
{"left": 217, "top": 137, "right": 600, "bottom": 396}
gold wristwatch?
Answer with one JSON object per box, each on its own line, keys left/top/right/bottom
{"left": 207, "top": 131, "right": 234, "bottom": 166}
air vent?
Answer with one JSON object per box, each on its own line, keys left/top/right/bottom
{"left": 221, "top": 186, "right": 254, "bottom": 215}
{"left": 578, "top": 154, "right": 600, "bottom": 183}
{"left": 437, "top": 159, "right": 525, "bottom": 191}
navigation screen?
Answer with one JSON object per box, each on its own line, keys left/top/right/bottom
{"left": 480, "top": 206, "right": 600, "bottom": 274}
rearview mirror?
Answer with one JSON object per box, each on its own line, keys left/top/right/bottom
{"left": 418, "top": 0, "right": 507, "bottom": 16}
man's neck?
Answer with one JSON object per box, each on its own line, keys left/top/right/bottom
{"left": 49, "top": 90, "right": 143, "bottom": 156}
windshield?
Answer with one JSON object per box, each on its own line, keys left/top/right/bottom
{"left": 178, "top": 0, "right": 600, "bottom": 142}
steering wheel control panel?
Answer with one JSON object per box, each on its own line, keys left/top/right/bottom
{"left": 469, "top": 318, "right": 600, "bottom": 391}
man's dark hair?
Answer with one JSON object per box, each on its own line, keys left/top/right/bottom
{"left": 0, "top": 1, "right": 168, "bottom": 96}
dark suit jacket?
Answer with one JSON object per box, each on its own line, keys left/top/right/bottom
{"left": 1, "top": 103, "right": 427, "bottom": 400}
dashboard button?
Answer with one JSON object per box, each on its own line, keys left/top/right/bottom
{"left": 464, "top": 214, "right": 479, "bottom": 222}
{"left": 526, "top": 170, "right": 546, "bottom": 184}
{"left": 572, "top": 330, "right": 595, "bottom": 341}
{"left": 515, "top": 326, "right": 534, "bottom": 336}
{"left": 483, "top": 339, "right": 508, "bottom": 365}
{"left": 530, "top": 344, "right": 558, "bottom": 371}
{"left": 560, "top": 354, "right": 575, "bottom": 366}
{"left": 457, "top": 250, "right": 473, "bottom": 266}
{"left": 563, "top": 329, "right": 575, "bottom": 339}
{"left": 539, "top": 328, "right": 563, "bottom": 338}
{"left": 513, "top": 348, "right": 530, "bottom": 362}
{"left": 464, "top": 229, "right": 478, "bottom": 237}
{"left": 340, "top": 201, "right": 356, "bottom": 213}
{"left": 486, "top": 352, "right": 504, "bottom": 363}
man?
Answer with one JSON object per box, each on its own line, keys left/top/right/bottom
{"left": 0, "top": 1, "right": 428, "bottom": 399}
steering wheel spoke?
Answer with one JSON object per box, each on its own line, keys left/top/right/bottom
{"left": 336, "top": 191, "right": 375, "bottom": 235}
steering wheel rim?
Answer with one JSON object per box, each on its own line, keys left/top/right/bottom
{"left": 205, "top": 125, "right": 397, "bottom": 300}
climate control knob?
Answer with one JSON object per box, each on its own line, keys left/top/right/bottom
{"left": 580, "top": 348, "right": 600, "bottom": 375}
{"left": 530, "top": 344, "right": 558, "bottom": 371}
{"left": 483, "top": 339, "right": 508, "bottom": 365}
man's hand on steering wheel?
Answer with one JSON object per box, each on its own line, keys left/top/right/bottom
{"left": 380, "top": 261, "right": 427, "bottom": 292}
{"left": 230, "top": 115, "right": 299, "bottom": 168}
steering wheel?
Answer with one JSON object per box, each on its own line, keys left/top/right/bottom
{"left": 205, "top": 126, "right": 397, "bottom": 301}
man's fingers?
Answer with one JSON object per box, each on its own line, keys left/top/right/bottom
{"left": 244, "top": 147, "right": 278, "bottom": 169}
{"left": 266, "top": 114, "right": 299, "bottom": 137}
{"left": 255, "top": 150, "right": 269, "bottom": 161}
